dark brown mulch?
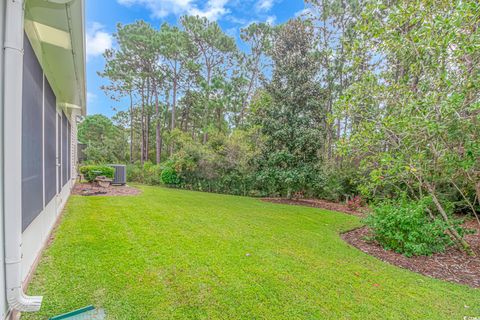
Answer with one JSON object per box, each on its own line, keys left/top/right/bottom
{"left": 262, "top": 197, "right": 366, "bottom": 218}
{"left": 72, "top": 183, "right": 141, "bottom": 196}
{"left": 342, "top": 219, "right": 480, "bottom": 288}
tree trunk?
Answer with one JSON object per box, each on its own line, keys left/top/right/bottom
{"left": 203, "top": 64, "right": 212, "bottom": 144}
{"left": 169, "top": 78, "right": 177, "bottom": 156}
{"left": 475, "top": 181, "right": 480, "bottom": 208}
{"left": 426, "top": 183, "right": 475, "bottom": 256}
{"left": 140, "top": 82, "right": 145, "bottom": 165}
{"left": 171, "top": 75, "right": 177, "bottom": 131}
{"left": 155, "top": 84, "right": 161, "bottom": 164}
{"left": 240, "top": 70, "right": 256, "bottom": 126}
{"left": 144, "top": 79, "right": 151, "bottom": 162}
{"left": 129, "top": 91, "right": 134, "bottom": 164}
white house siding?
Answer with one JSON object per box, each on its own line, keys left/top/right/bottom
{"left": 1, "top": 0, "right": 85, "bottom": 318}
{"left": 0, "top": 1, "right": 8, "bottom": 319}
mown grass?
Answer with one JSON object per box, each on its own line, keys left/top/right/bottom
{"left": 24, "top": 185, "right": 479, "bottom": 319}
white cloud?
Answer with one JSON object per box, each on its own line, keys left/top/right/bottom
{"left": 266, "top": 15, "right": 276, "bottom": 25}
{"left": 117, "top": 0, "right": 230, "bottom": 21}
{"left": 295, "top": 8, "right": 312, "bottom": 18}
{"left": 256, "top": 0, "right": 274, "bottom": 12}
{"left": 86, "top": 23, "right": 112, "bottom": 60}
{"left": 226, "top": 27, "right": 237, "bottom": 37}
{"left": 189, "top": 0, "right": 230, "bottom": 21}
{"left": 118, "top": 0, "right": 194, "bottom": 18}
{"left": 87, "top": 91, "right": 97, "bottom": 103}
{"left": 225, "top": 15, "right": 247, "bottom": 25}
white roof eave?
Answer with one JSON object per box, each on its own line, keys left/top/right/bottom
{"left": 24, "top": 0, "right": 86, "bottom": 116}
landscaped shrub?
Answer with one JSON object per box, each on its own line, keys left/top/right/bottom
{"left": 126, "top": 163, "right": 144, "bottom": 183}
{"left": 316, "top": 165, "right": 360, "bottom": 202}
{"left": 143, "top": 162, "right": 163, "bottom": 185}
{"left": 161, "top": 164, "right": 180, "bottom": 186}
{"left": 79, "top": 165, "right": 114, "bottom": 182}
{"left": 126, "top": 162, "right": 163, "bottom": 185}
{"left": 364, "top": 197, "right": 460, "bottom": 257}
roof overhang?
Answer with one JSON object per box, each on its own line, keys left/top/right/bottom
{"left": 24, "top": 0, "right": 86, "bottom": 116}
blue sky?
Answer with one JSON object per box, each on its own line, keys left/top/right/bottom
{"left": 86, "top": 0, "right": 307, "bottom": 117}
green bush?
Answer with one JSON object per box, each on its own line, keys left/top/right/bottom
{"left": 316, "top": 165, "right": 360, "bottom": 202}
{"left": 126, "top": 163, "right": 144, "bottom": 183}
{"left": 364, "top": 197, "right": 458, "bottom": 257}
{"left": 126, "top": 162, "right": 163, "bottom": 185}
{"left": 161, "top": 165, "right": 180, "bottom": 186}
{"left": 143, "top": 162, "right": 163, "bottom": 185}
{"left": 79, "top": 165, "right": 114, "bottom": 182}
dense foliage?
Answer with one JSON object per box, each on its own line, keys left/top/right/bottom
{"left": 365, "top": 197, "right": 461, "bottom": 257}
{"left": 80, "top": 0, "right": 480, "bottom": 255}
{"left": 79, "top": 165, "right": 115, "bottom": 182}
{"left": 77, "top": 114, "right": 127, "bottom": 163}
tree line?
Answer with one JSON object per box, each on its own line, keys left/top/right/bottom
{"left": 79, "top": 0, "right": 480, "bottom": 256}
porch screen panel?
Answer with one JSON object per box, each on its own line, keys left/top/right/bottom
{"left": 44, "top": 77, "right": 57, "bottom": 204}
{"left": 57, "top": 114, "right": 62, "bottom": 193}
{"left": 62, "top": 112, "right": 68, "bottom": 186}
{"left": 22, "top": 34, "right": 44, "bottom": 231}
{"left": 67, "top": 121, "right": 71, "bottom": 180}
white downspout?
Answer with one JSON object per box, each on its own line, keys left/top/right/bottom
{"left": 3, "top": 0, "right": 43, "bottom": 313}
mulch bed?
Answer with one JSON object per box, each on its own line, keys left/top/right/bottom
{"left": 72, "top": 183, "right": 141, "bottom": 196}
{"left": 263, "top": 197, "right": 480, "bottom": 288}
{"left": 342, "top": 221, "right": 480, "bottom": 288}
{"left": 262, "top": 197, "right": 366, "bottom": 218}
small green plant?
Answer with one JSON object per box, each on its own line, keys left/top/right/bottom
{"left": 161, "top": 165, "right": 180, "bottom": 186}
{"left": 364, "top": 197, "right": 460, "bottom": 257}
{"left": 79, "top": 165, "right": 114, "bottom": 182}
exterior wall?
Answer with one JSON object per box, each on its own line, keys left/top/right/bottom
{"left": 0, "top": 1, "right": 8, "bottom": 319}
{"left": 21, "top": 177, "right": 74, "bottom": 282}
{"left": 20, "top": 34, "right": 77, "bottom": 285}
{"left": 1, "top": 1, "right": 84, "bottom": 318}
{"left": 70, "top": 110, "right": 80, "bottom": 178}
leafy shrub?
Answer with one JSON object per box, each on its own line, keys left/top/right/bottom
{"left": 145, "top": 166, "right": 163, "bottom": 185}
{"left": 126, "top": 162, "right": 163, "bottom": 185}
{"left": 316, "top": 165, "right": 360, "bottom": 202}
{"left": 161, "top": 165, "right": 180, "bottom": 185}
{"left": 143, "top": 162, "right": 163, "bottom": 185}
{"left": 79, "top": 165, "right": 114, "bottom": 182}
{"left": 364, "top": 197, "right": 457, "bottom": 257}
{"left": 126, "top": 163, "right": 144, "bottom": 183}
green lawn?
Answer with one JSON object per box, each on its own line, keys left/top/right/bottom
{"left": 24, "top": 185, "right": 479, "bottom": 320}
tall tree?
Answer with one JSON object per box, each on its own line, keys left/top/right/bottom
{"left": 78, "top": 114, "right": 127, "bottom": 163}
{"left": 115, "top": 21, "right": 161, "bottom": 163}
{"left": 100, "top": 47, "right": 136, "bottom": 163}
{"left": 158, "top": 23, "right": 198, "bottom": 154}
{"left": 181, "top": 15, "right": 237, "bottom": 143}
{"left": 238, "top": 22, "right": 272, "bottom": 126}
{"left": 339, "top": 0, "right": 480, "bottom": 252}
{"left": 305, "top": 0, "right": 363, "bottom": 159}
{"left": 254, "top": 19, "right": 325, "bottom": 198}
